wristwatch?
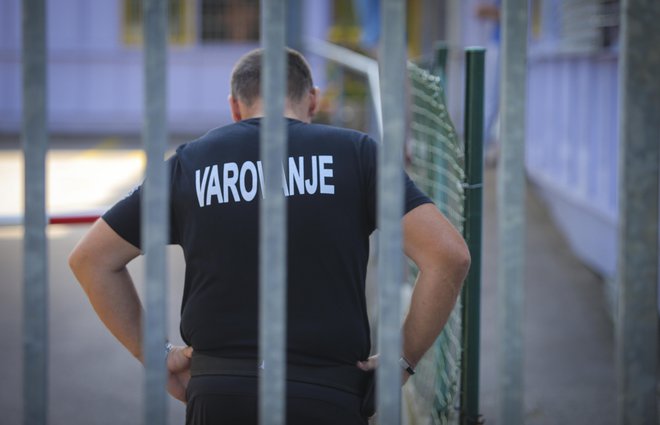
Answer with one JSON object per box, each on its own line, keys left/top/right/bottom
{"left": 399, "top": 356, "right": 416, "bottom": 375}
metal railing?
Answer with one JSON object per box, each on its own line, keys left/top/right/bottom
{"left": 141, "top": 0, "right": 169, "bottom": 423}
{"left": 497, "top": 1, "right": 528, "bottom": 424}
{"left": 303, "top": 38, "right": 383, "bottom": 138}
{"left": 376, "top": 1, "right": 407, "bottom": 423}
{"left": 259, "top": 1, "right": 287, "bottom": 424}
{"left": 22, "top": 1, "right": 48, "bottom": 424}
{"left": 18, "top": 1, "right": 410, "bottom": 423}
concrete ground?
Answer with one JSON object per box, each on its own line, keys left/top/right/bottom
{"left": 0, "top": 135, "right": 190, "bottom": 425}
{"left": 0, "top": 136, "right": 624, "bottom": 424}
{"left": 479, "top": 166, "right": 618, "bottom": 424}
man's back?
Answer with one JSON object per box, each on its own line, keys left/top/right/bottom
{"left": 171, "top": 118, "right": 379, "bottom": 366}
{"left": 103, "top": 117, "right": 431, "bottom": 367}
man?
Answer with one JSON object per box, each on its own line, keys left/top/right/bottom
{"left": 69, "top": 48, "right": 470, "bottom": 424}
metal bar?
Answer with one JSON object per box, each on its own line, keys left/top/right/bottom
{"left": 259, "top": 1, "right": 287, "bottom": 424}
{"left": 286, "top": 0, "right": 302, "bottom": 51}
{"left": 460, "top": 47, "right": 485, "bottom": 425}
{"left": 142, "top": 0, "right": 168, "bottom": 424}
{"left": 22, "top": 0, "right": 48, "bottom": 423}
{"left": 302, "top": 38, "right": 383, "bottom": 137}
{"left": 496, "top": 1, "right": 527, "bottom": 424}
{"left": 377, "top": 0, "right": 406, "bottom": 423}
{"left": 616, "top": 1, "right": 660, "bottom": 424}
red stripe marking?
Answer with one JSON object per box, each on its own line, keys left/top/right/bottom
{"left": 49, "top": 215, "right": 100, "bottom": 225}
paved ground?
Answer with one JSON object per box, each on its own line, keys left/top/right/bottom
{"left": 0, "top": 136, "right": 623, "bottom": 424}
{"left": 0, "top": 135, "right": 190, "bottom": 424}
{"left": 479, "top": 167, "right": 617, "bottom": 424}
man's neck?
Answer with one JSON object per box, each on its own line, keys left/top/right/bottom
{"left": 241, "top": 110, "right": 309, "bottom": 123}
{"left": 238, "top": 99, "right": 311, "bottom": 123}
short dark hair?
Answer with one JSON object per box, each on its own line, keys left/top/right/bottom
{"left": 230, "top": 48, "right": 314, "bottom": 107}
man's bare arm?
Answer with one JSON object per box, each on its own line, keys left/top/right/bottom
{"left": 401, "top": 203, "right": 471, "bottom": 367}
{"left": 68, "top": 218, "right": 144, "bottom": 361}
{"left": 69, "top": 218, "right": 193, "bottom": 403}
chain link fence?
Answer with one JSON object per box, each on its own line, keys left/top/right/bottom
{"left": 403, "top": 61, "right": 465, "bottom": 425}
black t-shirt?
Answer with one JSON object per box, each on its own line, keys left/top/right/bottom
{"left": 103, "top": 118, "right": 432, "bottom": 367}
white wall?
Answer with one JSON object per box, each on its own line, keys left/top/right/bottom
{"left": 447, "top": 0, "right": 660, "bottom": 315}
{"left": 526, "top": 54, "right": 620, "bottom": 277}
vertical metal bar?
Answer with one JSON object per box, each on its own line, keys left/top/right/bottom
{"left": 461, "top": 47, "right": 485, "bottom": 425}
{"left": 616, "top": 1, "right": 660, "bottom": 424}
{"left": 286, "top": 0, "right": 302, "bottom": 51}
{"left": 259, "top": 1, "right": 287, "bottom": 424}
{"left": 496, "top": 0, "right": 527, "bottom": 424}
{"left": 22, "top": 0, "right": 48, "bottom": 424}
{"left": 142, "top": 0, "right": 168, "bottom": 424}
{"left": 377, "top": 0, "right": 405, "bottom": 423}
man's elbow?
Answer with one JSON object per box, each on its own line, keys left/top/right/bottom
{"left": 433, "top": 238, "right": 471, "bottom": 291}
{"left": 454, "top": 241, "right": 471, "bottom": 284}
{"left": 69, "top": 247, "right": 81, "bottom": 272}
{"left": 68, "top": 246, "right": 91, "bottom": 286}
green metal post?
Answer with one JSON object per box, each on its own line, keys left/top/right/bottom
{"left": 460, "top": 47, "right": 485, "bottom": 425}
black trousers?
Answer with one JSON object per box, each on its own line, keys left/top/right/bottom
{"left": 186, "top": 375, "right": 368, "bottom": 425}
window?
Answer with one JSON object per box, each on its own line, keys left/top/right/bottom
{"left": 200, "top": 0, "right": 259, "bottom": 42}
{"left": 123, "top": 0, "right": 194, "bottom": 45}
{"left": 531, "top": 0, "right": 620, "bottom": 53}
{"left": 559, "top": 0, "right": 620, "bottom": 52}
{"left": 599, "top": 0, "right": 620, "bottom": 50}
{"left": 122, "top": 0, "right": 260, "bottom": 45}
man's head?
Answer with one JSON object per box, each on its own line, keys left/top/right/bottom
{"left": 229, "top": 48, "right": 319, "bottom": 123}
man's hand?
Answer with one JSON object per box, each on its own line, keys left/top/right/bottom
{"left": 356, "top": 354, "right": 378, "bottom": 372}
{"left": 166, "top": 345, "right": 193, "bottom": 403}
{"left": 357, "top": 354, "right": 412, "bottom": 386}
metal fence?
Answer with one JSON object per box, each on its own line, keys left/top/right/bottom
{"left": 19, "top": 0, "right": 407, "bottom": 424}
{"left": 406, "top": 60, "right": 465, "bottom": 425}
{"left": 305, "top": 38, "right": 486, "bottom": 424}
{"left": 20, "top": 1, "right": 660, "bottom": 425}
{"left": 405, "top": 48, "right": 485, "bottom": 425}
